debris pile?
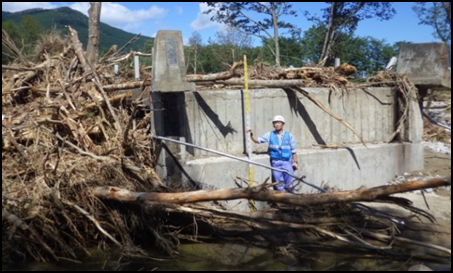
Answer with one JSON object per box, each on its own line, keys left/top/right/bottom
{"left": 189, "top": 61, "right": 358, "bottom": 90}
{"left": 2, "top": 27, "right": 164, "bottom": 262}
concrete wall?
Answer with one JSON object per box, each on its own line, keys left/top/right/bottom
{"left": 180, "top": 87, "right": 397, "bottom": 158}
{"left": 153, "top": 87, "right": 424, "bottom": 210}
{"left": 182, "top": 143, "right": 423, "bottom": 191}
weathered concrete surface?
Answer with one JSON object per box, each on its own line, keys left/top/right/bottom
{"left": 151, "top": 30, "right": 195, "bottom": 92}
{"left": 397, "top": 42, "right": 451, "bottom": 89}
{"left": 182, "top": 143, "right": 423, "bottom": 191}
{"left": 153, "top": 87, "right": 424, "bottom": 212}
{"left": 173, "top": 88, "right": 403, "bottom": 159}
{"left": 174, "top": 143, "right": 423, "bottom": 212}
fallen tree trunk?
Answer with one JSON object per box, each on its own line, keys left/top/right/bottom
{"left": 186, "top": 61, "right": 242, "bottom": 82}
{"left": 67, "top": 26, "right": 91, "bottom": 73}
{"left": 215, "top": 78, "right": 309, "bottom": 87}
{"left": 85, "top": 91, "right": 133, "bottom": 109}
{"left": 93, "top": 176, "right": 451, "bottom": 205}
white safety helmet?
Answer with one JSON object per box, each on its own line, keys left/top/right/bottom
{"left": 272, "top": 115, "right": 285, "bottom": 124}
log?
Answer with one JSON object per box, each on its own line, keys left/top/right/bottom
{"left": 2, "top": 65, "right": 36, "bottom": 72}
{"left": 85, "top": 91, "right": 133, "bottom": 109}
{"left": 67, "top": 26, "right": 91, "bottom": 73}
{"left": 102, "top": 82, "right": 144, "bottom": 92}
{"left": 186, "top": 61, "right": 242, "bottom": 82}
{"left": 218, "top": 79, "right": 308, "bottom": 87}
{"left": 31, "top": 81, "right": 147, "bottom": 94}
{"left": 93, "top": 176, "right": 451, "bottom": 206}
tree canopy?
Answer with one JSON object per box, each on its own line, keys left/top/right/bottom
{"left": 413, "top": 2, "right": 451, "bottom": 42}
{"left": 306, "top": 2, "right": 396, "bottom": 65}
{"left": 202, "top": 2, "right": 298, "bottom": 66}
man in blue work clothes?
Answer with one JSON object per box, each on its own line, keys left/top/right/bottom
{"left": 247, "top": 115, "right": 298, "bottom": 192}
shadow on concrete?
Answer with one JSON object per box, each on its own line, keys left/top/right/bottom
{"left": 343, "top": 146, "right": 361, "bottom": 170}
{"left": 194, "top": 92, "right": 237, "bottom": 137}
{"left": 283, "top": 88, "right": 361, "bottom": 170}
{"left": 360, "top": 88, "right": 392, "bottom": 105}
{"left": 158, "top": 92, "right": 195, "bottom": 155}
{"left": 162, "top": 142, "right": 202, "bottom": 190}
{"left": 181, "top": 93, "right": 194, "bottom": 156}
{"left": 283, "top": 88, "right": 326, "bottom": 145}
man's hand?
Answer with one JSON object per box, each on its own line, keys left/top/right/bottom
{"left": 247, "top": 127, "right": 258, "bottom": 143}
{"left": 292, "top": 162, "right": 298, "bottom": 170}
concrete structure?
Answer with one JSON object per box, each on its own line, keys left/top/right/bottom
{"left": 151, "top": 30, "right": 196, "bottom": 92}
{"left": 152, "top": 87, "right": 424, "bottom": 211}
{"left": 397, "top": 42, "right": 451, "bottom": 90}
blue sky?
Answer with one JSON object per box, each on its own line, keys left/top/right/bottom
{"left": 2, "top": 2, "right": 440, "bottom": 46}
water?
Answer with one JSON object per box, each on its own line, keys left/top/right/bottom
{"left": 3, "top": 242, "right": 451, "bottom": 271}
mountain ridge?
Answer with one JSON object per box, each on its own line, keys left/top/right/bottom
{"left": 2, "top": 7, "right": 153, "bottom": 52}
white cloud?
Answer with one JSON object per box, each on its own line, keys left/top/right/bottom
{"left": 69, "top": 2, "right": 167, "bottom": 28}
{"left": 175, "top": 6, "right": 183, "bottom": 15}
{"left": 66, "top": 2, "right": 168, "bottom": 35}
{"left": 1, "top": 2, "right": 58, "bottom": 12}
{"left": 190, "top": 3, "right": 222, "bottom": 31}
{"left": 68, "top": 2, "right": 90, "bottom": 15}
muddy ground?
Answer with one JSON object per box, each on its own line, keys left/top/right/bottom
{"left": 404, "top": 146, "right": 451, "bottom": 227}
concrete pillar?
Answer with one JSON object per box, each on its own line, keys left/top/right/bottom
{"left": 151, "top": 30, "right": 196, "bottom": 183}
{"left": 403, "top": 90, "right": 424, "bottom": 143}
{"left": 151, "top": 30, "right": 195, "bottom": 92}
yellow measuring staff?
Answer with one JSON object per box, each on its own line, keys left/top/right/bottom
{"left": 244, "top": 55, "right": 255, "bottom": 211}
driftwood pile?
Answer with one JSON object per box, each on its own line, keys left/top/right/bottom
{"left": 2, "top": 27, "right": 164, "bottom": 263}
{"left": 2, "top": 27, "right": 451, "bottom": 266}
{"left": 188, "top": 61, "right": 358, "bottom": 90}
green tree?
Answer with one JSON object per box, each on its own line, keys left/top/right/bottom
{"left": 300, "top": 25, "right": 327, "bottom": 65}
{"left": 200, "top": 43, "right": 230, "bottom": 73}
{"left": 202, "top": 2, "right": 298, "bottom": 67}
{"left": 361, "top": 37, "right": 395, "bottom": 74}
{"left": 2, "top": 21, "right": 23, "bottom": 64}
{"left": 261, "top": 32, "right": 304, "bottom": 67}
{"left": 300, "top": 25, "right": 354, "bottom": 66}
{"left": 144, "top": 39, "right": 153, "bottom": 53}
{"left": 20, "top": 15, "right": 43, "bottom": 53}
{"left": 413, "top": 2, "right": 451, "bottom": 42}
{"left": 300, "top": 25, "right": 400, "bottom": 76}
{"left": 306, "top": 2, "right": 396, "bottom": 65}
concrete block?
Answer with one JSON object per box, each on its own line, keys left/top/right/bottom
{"left": 397, "top": 42, "right": 451, "bottom": 89}
{"left": 179, "top": 143, "right": 423, "bottom": 193}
